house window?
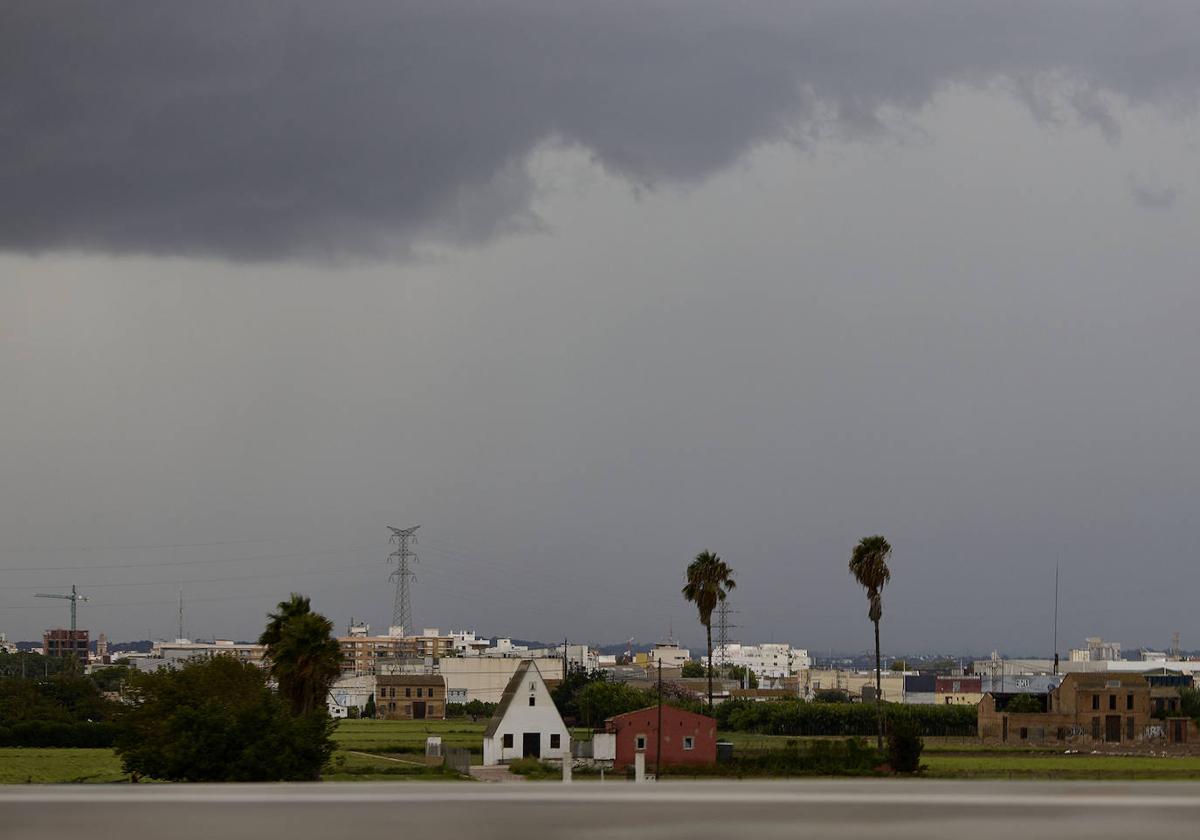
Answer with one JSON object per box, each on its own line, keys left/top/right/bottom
{"left": 1127, "top": 717, "right": 1135, "bottom": 740}
{"left": 405, "top": 688, "right": 411, "bottom": 697}
{"left": 1109, "top": 694, "right": 1117, "bottom": 710}
{"left": 635, "top": 735, "right": 646, "bottom": 750}
{"left": 529, "top": 696, "right": 535, "bottom": 706}
{"left": 503, "top": 734, "right": 514, "bottom": 749}
{"left": 1019, "top": 728, "right": 1028, "bottom": 741}
{"left": 417, "top": 688, "right": 423, "bottom": 698}
{"left": 1092, "top": 695, "right": 1100, "bottom": 711}
{"left": 550, "top": 734, "right": 561, "bottom": 749}
{"left": 1126, "top": 694, "right": 1134, "bottom": 711}
{"left": 683, "top": 737, "right": 695, "bottom": 751}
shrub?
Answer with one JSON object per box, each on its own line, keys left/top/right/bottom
{"left": 714, "top": 699, "right": 976, "bottom": 737}
{"left": 115, "top": 656, "right": 335, "bottom": 782}
{"left": 507, "top": 757, "right": 560, "bottom": 779}
{"left": 887, "top": 718, "right": 923, "bottom": 773}
{"left": 660, "top": 738, "right": 882, "bottom": 778}
{"left": 1004, "top": 693, "right": 1042, "bottom": 714}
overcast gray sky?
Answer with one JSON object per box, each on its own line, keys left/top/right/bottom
{"left": 2, "top": 2, "right": 1199, "bottom": 656}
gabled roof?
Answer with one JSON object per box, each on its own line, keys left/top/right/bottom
{"left": 483, "top": 660, "right": 538, "bottom": 738}
{"left": 605, "top": 704, "right": 716, "bottom": 726}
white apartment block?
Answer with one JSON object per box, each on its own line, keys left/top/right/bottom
{"left": 713, "top": 643, "right": 810, "bottom": 679}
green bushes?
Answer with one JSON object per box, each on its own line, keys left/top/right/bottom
{"left": 887, "top": 718, "right": 924, "bottom": 773}
{"left": 714, "top": 699, "right": 976, "bottom": 737}
{"left": 446, "top": 700, "right": 497, "bottom": 720}
{"left": 507, "top": 757, "right": 560, "bottom": 779}
{"left": 0, "top": 721, "right": 118, "bottom": 748}
{"left": 115, "top": 656, "right": 336, "bottom": 782}
{"left": 662, "top": 738, "right": 882, "bottom": 778}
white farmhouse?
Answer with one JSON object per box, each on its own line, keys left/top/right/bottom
{"left": 481, "top": 661, "right": 570, "bottom": 766}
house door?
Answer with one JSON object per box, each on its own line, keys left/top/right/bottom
{"left": 1105, "top": 715, "right": 1122, "bottom": 742}
{"left": 522, "top": 733, "right": 541, "bottom": 758}
{"left": 412, "top": 701, "right": 426, "bottom": 720}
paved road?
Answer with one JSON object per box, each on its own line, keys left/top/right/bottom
{"left": 4, "top": 780, "right": 1200, "bottom": 840}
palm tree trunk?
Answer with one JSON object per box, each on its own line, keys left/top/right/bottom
{"left": 874, "top": 618, "right": 883, "bottom": 751}
{"left": 707, "top": 622, "right": 714, "bottom": 712}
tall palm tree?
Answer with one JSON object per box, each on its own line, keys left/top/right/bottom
{"left": 260, "top": 593, "right": 313, "bottom": 648}
{"left": 849, "top": 535, "right": 892, "bottom": 750}
{"left": 259, "top": 594, "right": 343, "bottom": 716}
{"left": 682, "top": 550, "right": 736, "bottom": 711}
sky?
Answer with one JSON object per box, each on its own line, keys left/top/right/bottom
{"left": 2, "top": 2, "right": 1199, "bottom": 656}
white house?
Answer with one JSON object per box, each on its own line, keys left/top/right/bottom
{"left": 481, "top": 661, "right": 570, "bottom": 766}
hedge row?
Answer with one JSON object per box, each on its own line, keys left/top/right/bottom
{"left": 714, "top": 699, "right": 977, "bottom": 737}
{"left": 0, "top": 720, "right": 118, "bottom": 747}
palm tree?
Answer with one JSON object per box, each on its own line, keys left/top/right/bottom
{"left": 259, "top": 594, "right": 343, "bottom": 715}
{"left": 849, "top": 535, "right": 892, "bottom": 750}
{"left": 260, "top": 593, "right": 313, "bottom": 647}
{"left": 682, "top": 550, "right": 736, "bottom": 711}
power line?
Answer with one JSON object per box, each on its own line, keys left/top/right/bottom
{"left": 0, "top": 544, "right": 375, "bottom": 573}
{"left": 387, "top": 525, "right": 419, "bottom": 633}
{"left": 0, "top": 538, "right": 276, "bottom": 554}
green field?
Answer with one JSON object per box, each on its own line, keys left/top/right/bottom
{"left": 333, "top": 719, "right": 487, "bottom": 757}
{"left": 924, "top": 753, "right": 1200, "bottom": 780}
{"left": 0, "top": 749, "right": 127, "bottom": 784}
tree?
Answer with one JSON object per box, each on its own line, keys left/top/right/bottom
{"left": 115, "top": 656, "right": 334, "bottom": 781}
{"left": 849, "top": 534, "right": 892, "bottom": 749}
{"left": 727, "top": 665, "right": 758, "bottom": 689}
{"left": 363, "top": 693, "right": 376, "bottom": 720}
{"left": 258, "top": 594, "right": 343, "bottom": 716}
{"left": 681, "top": 660, "right": 706, "bottom": 678}
{"left": 1005, "top": 693, "right": 1042, "bottom": 714}
{"left": 682, "top": 550, "right": 736, "bottom": 711}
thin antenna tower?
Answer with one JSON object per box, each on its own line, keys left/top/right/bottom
{"left": 1053, "top": 560, "right": 1060, "bottom": 675}
{"left": 387, "top": 525, "right": 420, "bottom": 633}
{"left": 178, "top": 584, "right": 185, "bottom": 642}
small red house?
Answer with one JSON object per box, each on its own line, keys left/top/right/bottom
{"left": 605, "top": 705, "right": 717, "bottom": 770}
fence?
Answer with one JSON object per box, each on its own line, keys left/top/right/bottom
{"left": 443, "top": 747, "right": 471, "bottom": 775}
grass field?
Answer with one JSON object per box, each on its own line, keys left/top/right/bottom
{"left": 924, "top": 753, "right": 1200, "bottom": 780}
{"left": 0, "top": 749, "right": 127, "bottom": 784}
{"left": 332, "top": 719, "right": 487, "bottom": 758}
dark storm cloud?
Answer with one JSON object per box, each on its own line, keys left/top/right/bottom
{"left": 2, "top": 1, "right": 1199, "bottom": 260}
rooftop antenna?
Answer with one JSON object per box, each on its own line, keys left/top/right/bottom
{"left": 34, "top": 585, "right": 89, "bottom": 631}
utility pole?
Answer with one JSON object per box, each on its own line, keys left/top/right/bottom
{"left": 656, "top": 659, "right": 663, "bottom": 781}
{"left": 387, "top": 525, "right": 420, "bottom": 633}
{"left": 563, "top": 637, "right": 569, "bottom": 679}
{"left": 34, "top": 585, "right": 89, "bottom": 631}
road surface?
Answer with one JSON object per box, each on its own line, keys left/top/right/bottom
{"left": 4, "top": 780, "right": 1200, "bottom": 839}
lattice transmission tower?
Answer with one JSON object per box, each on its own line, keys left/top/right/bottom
{"left": 716, "top": 597, "right": 737, "bottom": 670}
{"left": 387, "top": 525, "right": 420, "bottom": 633}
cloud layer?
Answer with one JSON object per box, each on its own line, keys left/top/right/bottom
{"left": 3, "top": 1, "right": 1198, "bottom": 260}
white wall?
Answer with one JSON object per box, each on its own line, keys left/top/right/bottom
{"left": 482, "top": 665, "right": 570, "bottom": 766}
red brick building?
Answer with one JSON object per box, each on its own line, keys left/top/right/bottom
{"left": 43, "top": 629, "right": 89, "bottom": 664}
{"left": 605, "top": 705, "right": 717, "bottom": 770}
